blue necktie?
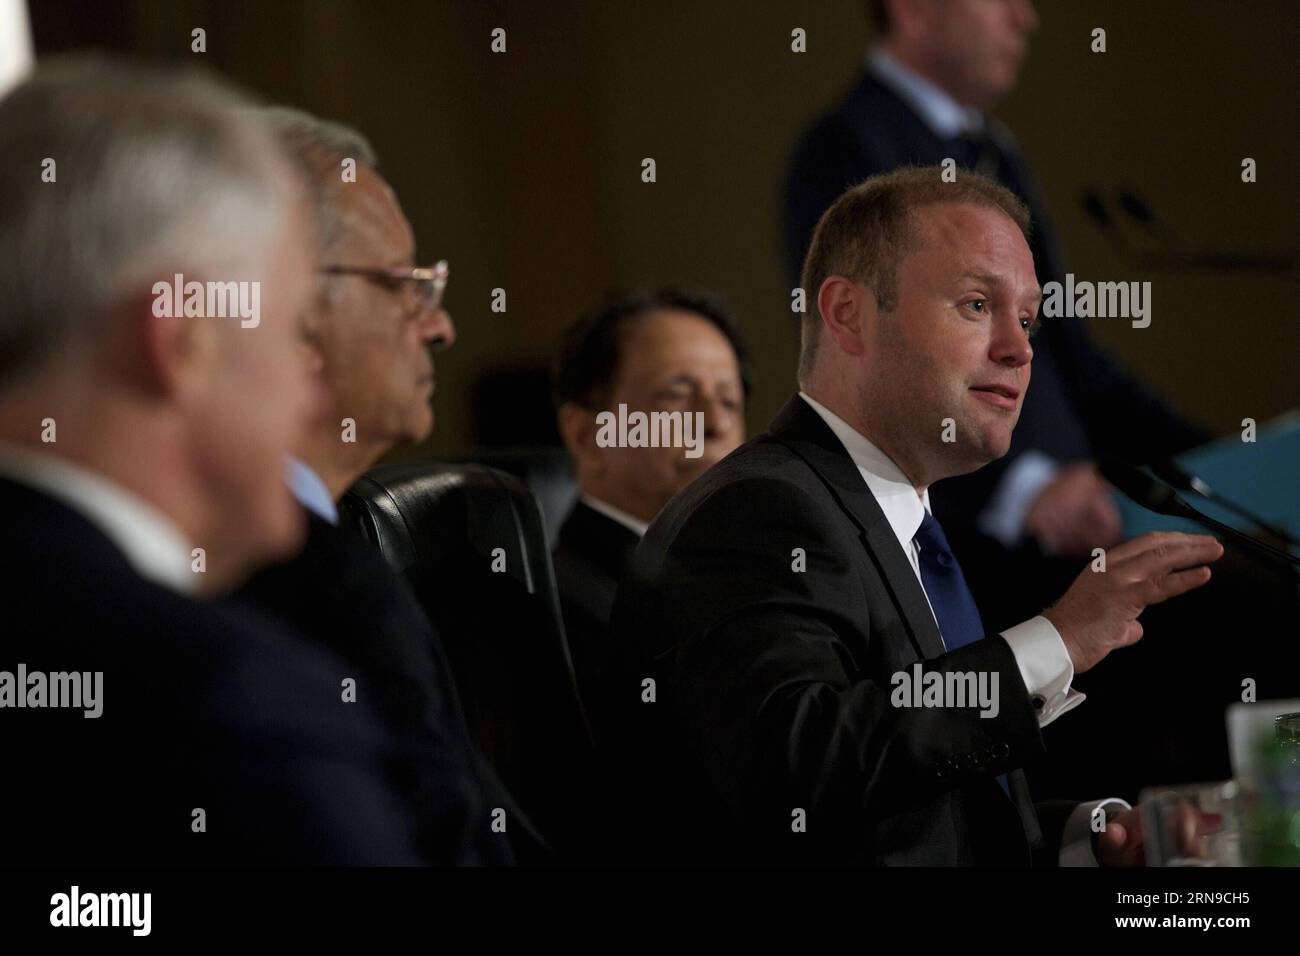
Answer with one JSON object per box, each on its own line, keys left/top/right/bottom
{"left": 914, "top": 509, "right": 1010, "bottom": 796}
{"left": 914, "top": 510, "right": 984, "bottom": 651}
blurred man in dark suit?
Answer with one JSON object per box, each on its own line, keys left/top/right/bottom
{"left": 784, "top": 0, "right": 1208, "bottom": 637}
{"left": 0, "top": 61, "right": 424, "bottom": 864}
{"left": 232, "top": 108, "right": 527, "bottom": 864}
{"left": 610, "top": 168, "right": 1222, "bottom": 866}
{"left": 552, "top": 289, "right": 749, "bottom": 736}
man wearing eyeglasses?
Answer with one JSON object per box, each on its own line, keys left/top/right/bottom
{"left": 230, "top": 107, "right": 539, "bottom": 864}
{"left": 288, "top": 145, "right": 453, "bottom": 494}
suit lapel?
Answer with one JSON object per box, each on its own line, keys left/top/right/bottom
{"left": 766, "top": 395, "right": 946, "bottom": 660}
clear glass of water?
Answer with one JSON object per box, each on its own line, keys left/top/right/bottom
{"left": 1139, "top": 780, "right": 1242, "bottom": 867}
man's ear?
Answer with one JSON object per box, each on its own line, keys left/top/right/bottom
{"left": 817, "top": 275, "right": 873, "bottom": 359}
{"left": 297, "top": 321, "right": 327, "bottom": 377}
{"left": 115, "top": 281, "right": 218, "bottom": 400}
{"left": 558, "top": 401, "right": 603, "bottom": 474}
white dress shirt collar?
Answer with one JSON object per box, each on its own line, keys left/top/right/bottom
{"left": 798, "top": 392, "right": 931, "bottom": 553}
{"left": 580, "top": 494, "right": 649, "bottom": 538}
{"left": 0, "top": 443, "right": 197, "bottom": 594}
{"left": 287, "top": 456, "right": 338, "bottom": 525}
{"left": 866, "top": 46, "right": 984, "bottom": 139}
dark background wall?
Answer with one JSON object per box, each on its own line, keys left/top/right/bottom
{"left": 29, "top": 0, "right": 1299, "bottom": 459}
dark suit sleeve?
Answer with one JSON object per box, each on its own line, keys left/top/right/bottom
{"left": 186, "top": 628, "right": 430, "bottom": 866}
{"left": 641, "top": 476, "right": 1046, "bottom": 847}
{"left": 1031, "top": 799, "right": 1085, "bottom": 867}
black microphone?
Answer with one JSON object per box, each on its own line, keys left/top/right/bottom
{"left": 1149, "top": 458, "right": 1299, "bottom": 548}
{"left": 1117, "top": 188, "right": 1192, "bottom": 257}
{"left": 1116, "top": 190, "right": 1151, "bottom": 223}
{"left": 1112, "top": 188, "right": 1298, "bottom": 275}
{"left": 1099, "top": 459, "right": 1300, "bottom": 569}
{"left": 1080, "top": 188, "right": 1130, "bottom": 258}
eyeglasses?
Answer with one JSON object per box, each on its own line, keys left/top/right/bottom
{"left": 319, "top": 260, "right": 449, "bottom": 314}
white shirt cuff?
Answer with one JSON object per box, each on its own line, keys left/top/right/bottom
{"left": 1060, "top": 798, "right": 1132, "bottom": 866}
{"left": 1000, "top": 616, "right": 1082, "bottom": 728}
{"left": 976, "top": 451, "right": 1059, "bottom": 548}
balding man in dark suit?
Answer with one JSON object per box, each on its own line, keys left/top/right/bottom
{"left": 784, "top": 0, "right": 1208, "bottom": 638}
{"left": 611, "top": 168, "right": 1222, "bottom": 866}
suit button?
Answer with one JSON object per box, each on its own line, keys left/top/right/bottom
{"left": 993, "top": 742, "right": 1010, "bottom": 758}
{"left": 1031, "top": 694, "right": 1046, "bottom": 711}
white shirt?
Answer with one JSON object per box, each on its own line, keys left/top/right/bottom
{"left": 0, "top": 443, "right": 197, "bottom": 594}
{"left": 581, "top": 494, "right": 649, "bottom": 538}
{"left": 798, "top": 395, "right": 1127, "bottom": 864}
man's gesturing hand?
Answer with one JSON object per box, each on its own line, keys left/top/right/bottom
{"left": 1043, "top": 531, "right": 1224, "bottom": 674}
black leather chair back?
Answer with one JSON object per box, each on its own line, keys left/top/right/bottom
{"left": 340, "top": 461, "right": 595, "bottom": 852}
{"left": 448, "top": 447, "right": 576, "bottom": 543}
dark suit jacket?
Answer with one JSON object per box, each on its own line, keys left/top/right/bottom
{"left": 0, "top": 477, "right": 424, "bottom": 866}
{"left": 234, "top": 510, "right": 526, "bottom": 865}
{"left": 783, "top": 69, "right": 1208, "bottom": 631}
{"left": 606, "top": 396, "right": 1077, "bottom": 866}
{"left": 553, "top": 499, "right": 641, "bottom": 740}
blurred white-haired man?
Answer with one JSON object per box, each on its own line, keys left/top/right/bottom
{"left": 0, "top": 59, "right": 424, "bottom": 864}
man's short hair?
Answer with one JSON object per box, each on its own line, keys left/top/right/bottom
{"left": 553, "top": 287, "right": 753, "bottom": 410}
{"left": 256, "top": 106, "right": 378, "bottom": 257}
{"left": 798, "top": 166, "right": 1031, "bottom": 380}
{"left": 0, "top": 58, "right": 293, "bottom": 385}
